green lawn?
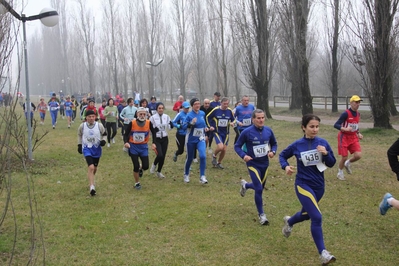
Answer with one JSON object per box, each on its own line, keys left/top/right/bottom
{"left": 1, "top": 106, "right": 399, "bottom": 265}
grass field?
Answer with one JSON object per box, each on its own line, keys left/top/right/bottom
{"left": 1, "top": 105, "right": 399, "bottom": 265}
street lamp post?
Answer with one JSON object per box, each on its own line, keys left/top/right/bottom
{"left": 145, "top": 58, "right": 163, "bottom": 99}
{"left": 0, "top": 0, "right": 59, "bottom": 160}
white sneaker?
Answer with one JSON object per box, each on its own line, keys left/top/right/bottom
{"left": 336, "top": 171, "right": 345, "bottom": 181}
{"left": 123, "top": 147, "right": 128, "bottom": 152}
{"left": 208, "top": 148, "right": 213, "bottom": 154}
{"left": 200, "top": 175, "right": 208, "bottom": 184}
{"left": 107, "top": 143, "right": 110, "bottom": 148}
{"left": 184, "top": 174, "right": 190, "bottom": 183}
{"left": 240, "top": 179, "right": 247, "bottom": 197}
{"left": 193, "top": 158, "right": 198, "bottom": 163}
{"left": 282, "top": 216, "right": 292, "bottom": 238}
{"left": 344, "top": 159, "right": 352, "bottom": 174}
{"left": 112, "top": 138, "right": 115, "bottom": 144}
{"left": 259, "top": 213, "right": 269, "bottom": 225}
{"left": 150, "top": 164, "right": 156, "bottom": 174}
{"left": 320, "top": 249, "right": 336, "bottom": 265}
{"left": 157, "top": 172, "right": 165, "bottom": 179}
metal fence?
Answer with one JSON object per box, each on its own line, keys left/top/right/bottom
{"left": 273, "top": 95, "right": 375, "bottom": 110}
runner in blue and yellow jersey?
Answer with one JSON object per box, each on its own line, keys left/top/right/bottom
{"left": 182, "top": 98, "right": 210, "bottom": 184}
{"left": 206, "top": 97, "right": 235, "bottom": 169}
{"left": 279, "top": 114, "right": 336, "bottom": 265}
{"left": 234, "top": 109, "right": 277, "bottom": 226}
{"left": 124, "top": 107, "right": 154, "bottom": 190}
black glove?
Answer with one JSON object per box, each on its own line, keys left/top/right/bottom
{"left": 77, "top": 144, "right": 82, "bottom": 154}
{"left": 100, "top": 140, "right": 106, "bottom": 146}
{"left": 95, "top": 118, "right": 99, "bottom": 121}
{"left": 169, "top": 121, "right": 174, "bottom": 129}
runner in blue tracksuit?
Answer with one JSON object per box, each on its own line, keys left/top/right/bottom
{"left": 234, "top": 109, "right": 277, "bottom": 225}
{"left": 235, "top": 95, "right": 255, "bottom": 133}
{"left": 172, "top": 101, "right": 190, "bottom": 162}
{"left": 181, "top": 98, "right": 210, "bottom": 184}
{"left": 48, "top": 98, "right": 60, "bottom": 129}
{"left": 279, "top": 114, "right": 337, "bottom": 265}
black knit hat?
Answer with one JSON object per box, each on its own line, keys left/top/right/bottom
{"left": 190, "top": 98, "right": 199, "bottom": 107}
{"left": 85, "top": 110, "right": 95, "bottom": 116}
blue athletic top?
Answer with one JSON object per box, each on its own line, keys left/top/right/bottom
{"left": 209, "top": 100, "right": 220, "bottom": 109}
{"left": 48, "top": 101, "right": 60, "bottom": 112}
{"left": 182, "top": 110, "right": 207, "bottom": 144}
{"left": 279, "top": 136, "right": 336, "bottom": 188}
{"left": 64, "top": 101, "right": 74, "bottom": 112}
{"left": 234, "top": 125, "right": 277, "bottom": 168}
{"left": 148, "top": 102, "right": 157, "bottom": 115}
{"left": 234, "top": 104, "right": 255, "bottom": 131}
{"left": 172, "top": 111, "right": 189, "bottom": 136}
{"left": 206, "top": 107, "right": 235, "bottom": 135}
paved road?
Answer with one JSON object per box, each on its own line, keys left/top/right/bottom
{"left": 272, "top": 115, "right": 399, "bottom": 131}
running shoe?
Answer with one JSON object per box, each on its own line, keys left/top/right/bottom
{"left": 336, "top": 171, "right": 345, "bottom": 181}
{"left": 157, "top": 172, "right": 165, "bottom": 179}
{"left": 212, "top": 156, "right": 217, "bottom": 167}
{"left": 173, "top": 152, "right": 177, "bottom": 162}
{"left": 134, "top": 183, "right": 142, "bottom": 190}
{"left": 282, "top": 216, "right": 292, "bottom": 238}
{"left": 150, "top": 164, "right": 156, "bottom": 174}
{"left": 184, "top": 175, "right": 190, "bottom": 183}
{"left": 90, "top": 185, "right": 96, "bottom": 196}
{"left": 344, "top": 159, "right": 352, "bottom": 174}
{"left": 200, "top": 175, "right": 208, "bottom": 184}
{"left": 139, "top": 168, "right": 143, "bottom": 178}
{"left": 259, "top": 213, "right": 269, "bottom": 225}
{"left": 320, "top": 249, "right": 336, "bottom": 265}
{"left": 193, "top": 158, "right": 198, "bottom": 163}
{"left": 240, "top": 179, "right": 247, "bottom": 197}
{"left": 216, "top": 163, "right": 224, "bottom": 169}
{"left": 379, "top": 193, "right": 393, "bottom": 215}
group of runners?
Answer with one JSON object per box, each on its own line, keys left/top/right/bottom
{"left": 66, "top": 91, "right": 399, "bottom": 265}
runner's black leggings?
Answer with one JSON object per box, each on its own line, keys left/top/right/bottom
{"left": 175, "top": 134, "right": 186, "bottom": 156}
{"left": 387, "top": 138, "right": 399, "bottom": 176}
{"left": 153, "top": 137, "right": 168, "bottom": 172}
{"left": 130, "top": 154, "right": 149, "bottom": 173}
{"left": 106, "top": 122, "right": 117, "bottom": 143}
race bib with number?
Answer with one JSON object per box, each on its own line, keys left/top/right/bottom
{"left": 253, "top": 143, "right": 269, "bottom": 158}
{"left": 133, "top": 133, "right": 145, "bottom": 142}
{"left": 50, "top": 107, "right": 57, "bottom": 111}
{"left": 65, "top": 107, "right": 71, "bottom": 111}
{"left": 348, "top": 123, "right": 359, "bottom": 132}
{"left": 242, "top": 118, "right": 251, "bottom": 126}
{"left": 158, "top": 124, "right": 167, "bottom": 131}
{"left": 218, "top": 119, "right": 228, "bottom": 127}
{"left": 300, "top": 149, "right": 321, "bottom": 166}
{"left": 193, "top": 128, "right": 204, "bottom": 137}
{"left": 151, "top": 110, "right": 157, "bottom": 115}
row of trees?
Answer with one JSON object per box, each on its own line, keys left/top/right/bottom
{"left": 6, "top": 0, "right": 399, "bottom": 128}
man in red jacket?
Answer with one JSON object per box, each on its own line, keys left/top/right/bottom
{"left": 172, "top": 95, "right": 184, "bottom": 113}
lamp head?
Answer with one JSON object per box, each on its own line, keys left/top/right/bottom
{"left": 39, "top": 7, "right": 59, "bottom": 27}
